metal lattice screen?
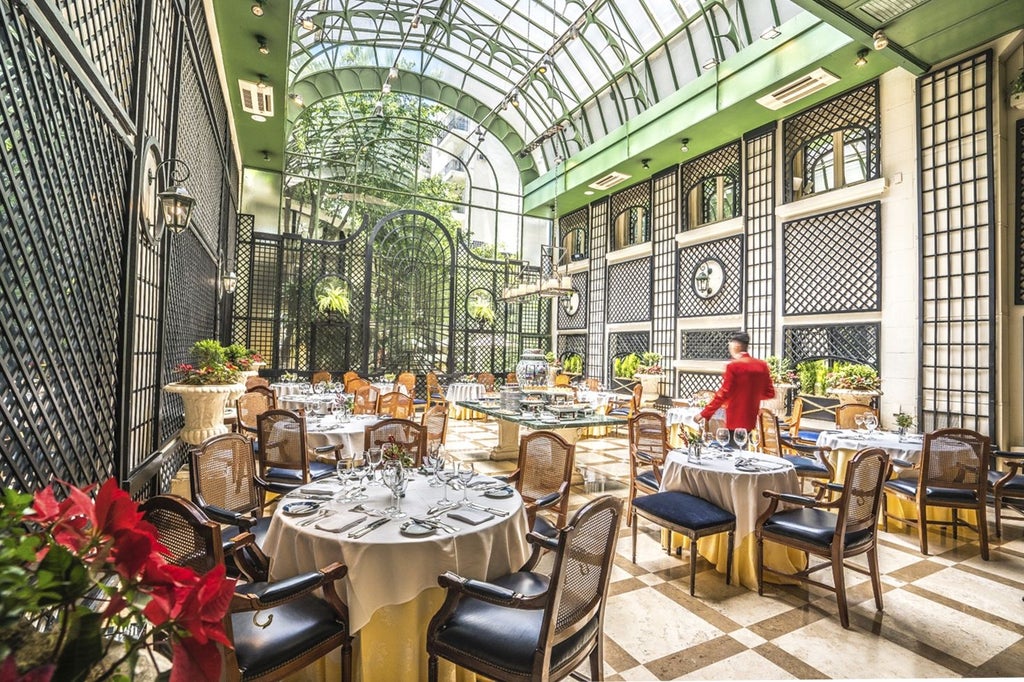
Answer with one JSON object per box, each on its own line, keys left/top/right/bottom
{"left": 557, "top": 272, "right": 588, "bottom": 330}
{"left": 680, "top": 142, "right": 741, "bottom": 230}
{"left": 783, "top": 324, "right": 880, "bottom": 367}
{"left": 918, "top": 51, "right": 994, "bottom": 434}
{"left": 606, "top": 258, "right": 652, "bottom": 323}
{"left": 677, "top": 237, "right": 743, "bottom": 317}
{"left": 782, "top": 202, "right": 881, "bottom": 315}
{"left": 783, "top": 81, "right": 880, "bottom": 203}
{"left": 557, "top": 334, "right": 587, "bottom": 365}
{"left": 0, "top": 0, "right": 129, "bottom": 491}
{"left": 587, "top": 199, "right": 609, "bottom": 381}
{"left": 679, "top": 330, "right": 735, "bottom": 360}
{"left": 743, "top": 124, "right": 776, "bottom": 358}
{"left": 651, "top": 168, "right": 679, "bottom": 382}
{"left": 676, "top": 372, "right": 723, "bottom": 396}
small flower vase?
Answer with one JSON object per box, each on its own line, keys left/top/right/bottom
{"left": 897, "top": 426, "right": 908, "bottom": 441}
{"left": 687, "top": 442, "right": 702, "bottom": 464}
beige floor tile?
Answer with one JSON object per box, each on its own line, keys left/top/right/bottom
{"left": 604, "top": 589, "right": 725, "bottom": 662}
{"left": 673, "top": 649, "right": 797, "bottom": 680}
{"left": 911, "top": 566, "right": 1024, "bottom": 623}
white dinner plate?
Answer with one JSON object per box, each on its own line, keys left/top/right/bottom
{"left": 400, "top": 521, "right": 435, "bottom": 537}
{"left": 484, "top": 487, "right": 515, "bottom": 499}
{"left": 281, "top": 501, "right": 321, "bottom": 516}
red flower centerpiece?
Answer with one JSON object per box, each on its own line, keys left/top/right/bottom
{"left": 0, "top": 479, "right": 235, "bottom": 682}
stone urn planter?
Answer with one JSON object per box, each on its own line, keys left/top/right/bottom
{"left": 761, "top": 383, "right": 796, "bottom": 417}
{"left": 164, "top": 382, "right": 244, "bottom": 445}
{"left": 827, "top": 388, "right": 881, "bottom": 406}
{"left": 634, "top": 373, "right": 665, "bottom": 404}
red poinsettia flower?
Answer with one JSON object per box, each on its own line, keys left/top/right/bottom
{"left": 0, "top": 656, "right": 54, "bottom": 682}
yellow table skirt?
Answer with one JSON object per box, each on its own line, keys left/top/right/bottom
{"left": 285, "top": 587, "right": 488, "bottom": 682}
{"left": 883, "top": 495, "right": 979, "bottom": 533}
{"left": 665, "top": 531, "right": 807, "bottom": 589}
{"left": 449, "top": 405, "right": 485, "bottom": 420}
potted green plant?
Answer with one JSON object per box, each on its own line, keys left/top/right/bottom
{"left": 893, "top": 408, "right": 915, "bottom": 440}
{"left": 315, "top": 283, "right": 351, "bottom": 317}
{"left": 824, "top": 362, "right": 881, "bottom": 405}
{"left": 467, "top": 293, "right": 496, "bottom": 327}
{"left": 634, "top": 351, "right": 665, "bottom": 404}
{"left": 163, "top": 339, "right": 244, "bottom": 444}
{"left": 763, "top": 356, "right": 798, "bottom": 415}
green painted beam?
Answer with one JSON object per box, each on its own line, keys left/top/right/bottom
{"left": 523, "top": 16, "right": 894, "bottom": 216}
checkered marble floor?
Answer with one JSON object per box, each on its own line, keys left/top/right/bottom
{"left": 443, "top": 417, "right": 1024, "bottom": 680}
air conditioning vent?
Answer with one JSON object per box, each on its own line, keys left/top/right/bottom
{"left": 859, "top": 0, "right": 924, "bottom": 23}
{"left": 587, "top": 171, "right": 631, "bottom": 191}
{"left": 756, "top": 68, "right": 839, "bottom": 110}
{"left": 238, "top": 79, "right": 274, "bottom": 117}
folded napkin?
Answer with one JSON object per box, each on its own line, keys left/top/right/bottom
{"left": 315, "top": 515, "right": 363, "bottom": 532}
{"left": 301, "top": 483, "right": 340, "bottom": 495}
{"left": 447, "top": 508, "right": 491, "bottom": 525}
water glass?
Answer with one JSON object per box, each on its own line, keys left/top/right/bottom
{"left": 424, "top": 442, "right": 443, "bottom": 487}
{"left": 457, "top": 461, "right": 475, "bottom": 505}
{"left": 748, "top": 428, "right": 760, "bottom": 452}
{"left": 733, "top": 428, "right": 748, "bottom": 451}
{"left": 864, "top": 413, "right": 879, "bottom": 436}
{"left": 382, "top": 461, "right": 408, "bottom": 519}
{"left": 367, "top": 447, "right": 383, "bottom": 485}
{"left": 347, "top": 458, "right": 369, "bottom": 501}
{"left": 715, "top": 427, "right": 731, "bottom": 454}
{"left": 853, "top": 413, "right": 866, "bottom": 436}
{"left": 436, "top": 456, "right": 458, "bottom": 509}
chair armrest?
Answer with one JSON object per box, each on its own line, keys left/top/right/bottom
{"left": 777, "top": 492, "right": 821, "bottom": 506}
{"left": 232, "top": 562, "right": 347, "bottom": 611}
{"left": 437, "top": 571, "right": 547, "bottom": 609}
{"left": 533, "top": 491, "right": 562, "bottom": 509}
{"left": 203, "top": 504, "right": 253, "bottom": 530}
{"left": 890, "top": 457, "right": 916, "bottom": 469}
{"left": 779, "top": 435, "right": 825, "bottom": 455}
{"left": 502, "top": 469, "right": 521, "bottom": 484}
{"left": 314, "top": 444, "right": 342, "bottom": 455}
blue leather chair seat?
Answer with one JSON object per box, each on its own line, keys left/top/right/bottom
{"left": 988, "top": 469, "right": 1024, "bottom": 492}
{"left": 431, "top": 572, "right": 599, "bottom": 676}
{"left": 633, "top": 491, "right": 735, "bottom": 530}
{"left": 532, "top": 514, "right": 557, "bottom": 539}
{"left": 413, "top": 397, "right": 428, "bottom": 405}
{"left": 797, "top": 429, "right": 820, "bottom": 441}
{"left": 783, "top": 455, "right": 830, "bottom": 476}
{"left": 761, "top": 508, "right": 871, "bottom": 548}
{"left": 231, "top": 594, "right": 346, "bottom": 679}
{"left": 884, "top": 478, "right": 977, "bottom": 501}
{"left": 636, "top": 470, "right": 659, "bottom": 491}
{"left": 607, "top": 408, "right": 629, "bottom": 416}
{"left": 267, "top": 461, "right": 335, "bottom": 482}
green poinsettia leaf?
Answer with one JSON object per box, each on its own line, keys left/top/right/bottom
{"left": 54, "top": 610, "right": 105, "bottom": 682}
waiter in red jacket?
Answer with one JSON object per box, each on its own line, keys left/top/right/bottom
{"left": 697, "top": 331, "right": 774, "bottom": 440}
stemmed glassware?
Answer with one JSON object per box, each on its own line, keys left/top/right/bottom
{"left": 748, "top": 428, "right": 760, "bottom": 452}
{"left": 715, "top": 427, "right": 731, "bottom": 457}
{"left": 863, "top": 413, "right": 879, "bottom": 437}
{"left": 424, "top": 441, "right": 443, "bottom": 487}
{"left": 701, "top": 428, "right": 714, "bottom": 450}
{"left": 733, "top": 428, "right": 748, "bottom": 451}
{"left": 381, "top": 460, "right": 408, "bottom": 519}
{"left": 853, "top": 413, "right": 866, "bottom": 437}
{"left": 456, "top": 461, "right": 475, "bottom": 506}
{"left": 367, "top": 447, "right": 383, "bottom": 485}
{"left": 345, "top": 455, "right": 369, "bottom": 501}
{"left": 435, "top": 456, "right": 458, "bottom": 510}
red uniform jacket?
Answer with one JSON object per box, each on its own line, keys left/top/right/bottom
{"left": 699, "top": 353, "right": 775, "bottom": 430}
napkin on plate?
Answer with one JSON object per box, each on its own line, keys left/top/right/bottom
{"left": 301, "top": 483, "right": 340, "bottom": 495}
{"left": 447, "top": 508, "right": 492, "bottom": 525}
{"left": 315, "top": 515, "right": 363, "bottom": 532}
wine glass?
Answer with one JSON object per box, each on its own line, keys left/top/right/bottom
{"left": 701, "top": 428, "right": 714, "bottom": 449}
{"left": 456, "top": 461, "right": 475, "bottom": 506}
{"left": 733, "top": 428, "right": 748, "bottom": 451}
{"left": 853, "top": 413, "right": 866, "bottom": 437}
{"left": 748, "top": 428, "right": 760, "bottom": 452}
{"left": 382, "top": 461, "right": 408, "bottom": 519}
{"left": 715, "top": 427, "right": 731, "bottom": 454}
{"left": 346, "top": 457, "right": 369, "bottom": 501}
{"left": 424, "top": 441, "right": 443, "bottom": 487}
{"left": 863, "top": 413, "right": 879, "bottom": 436}
{"left": 367, "top": 447, "right": 383, "bottom": 485}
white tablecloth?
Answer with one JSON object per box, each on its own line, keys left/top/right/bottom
{"left": 815, "top": 429, "right": 924, "bottom": 480}
{"left": 666, "top": 406, "right": 703, "bottom": 429}
{"left": 576, "top": 390, "right": 618, "bottom": 409}
{"left": 306, "top": 414, "right": 381, "bottom": 455}
{"left": 280, "top": 393, "right": 340, "bottom": 413}
{"left": 262, "top": 475, "right": 530, "bottom": 634}
{"left": 272, "top": 382, "right": 312, "bottom": 397}
{"left": 445, "top": 382, "right": 485, "bottom": 403}
{"left": 372, "top": 382, "right": 409, "bottom": 396}
{"left": 660, "top": 450, "right": 799, "bottom": 542}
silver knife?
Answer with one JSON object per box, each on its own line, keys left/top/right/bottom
{"left": 469, "top": 502, "right": 509, "bottom": 517}
{"left": 348, "top": 517, "right": 390, "bottom": 538}
{"left": 318, "top": 515, "right": 365, "bottom": 533}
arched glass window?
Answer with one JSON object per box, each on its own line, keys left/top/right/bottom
{"left": 611, "top": 206, "right": 649, "bottom": 251}
{"left": 560, "top": 227, "right": 588, "bottom": 264}
{"left": 687, "top": 174, "right": 738, "bottom": 228}
{"left": 792, "top": 125, "right": 870, "bottom": 199}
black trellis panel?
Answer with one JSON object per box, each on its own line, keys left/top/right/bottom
{"left": 587, "top": 199, "right": 609, "bottom": 381}
{"left": 557, "top": 271, "right": 588, "bottom": 330}
{"left": 782, "top": 202, "right": 881, "bottom": 316}
{"left": 917, "top": 51, "right": 995, "bottom": 435}
{"left": 1015, "top": 117, "right": 1024, "bottom": 304}
{"left": 783, "top": 81, "right": 880, "bottom": 203}
{"left": 679, "top": 330, "right": 735, "bottom": 360}
{"left": 676, "top": 237, "right": 743, "bottom": 317}
{"left": 743, "top": 124, "right": 776, "bottom": 358}
{"left": 55, "top": 0, "right": 138, "bottom": 110}
{"left": 680, "top": 141, "right": 741, "bottom": 230}
{"left": 559, "top": 206, "right": 589, "bottom": 262}
{"left": 557, "top": 334, "right": 587, "bottom": 366}
{"left": 651, "top": 168, "right": 678, "bottom": 382}
{"left": 609, "top": 179, "right": 651, "bottom": 249}
{"left": 606, "top": 258, "right": 652, "bottom": 324}
{"left": 783, "top": 324, "right": 880, "bottom": 368}
{"left": 676, "top": 372, "right": 724, "bottom": 397}
{"left": 0, "top": 0, "right": 130, "bottom": 492}
{"left": 607, "top": 332, "right": 649, "bottom": 390}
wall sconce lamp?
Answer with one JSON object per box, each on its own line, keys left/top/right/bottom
{"left": 257, "top": 36, "right": 269, "bottom": 55}
{"left": 222, "top": 267, "right": 238, "bottom": 296}
{"left": 694, "top": 264, "right": 711, "bottom": 296}
{"left": 411, "top": 13, "right": 421, "bottom": 29}
{"left": 680, "top": 138, "right": 689, "bottom": 153}
{"left": 388, "top": 67, "right": 399, "bottom": 81}
{"left": 251, "top": 0, "right": 265, "bottom": 17}
{"left": 855, "top": 49, "right": 869, "bottom": 67}
{"left": 872, "top": 30, "right": 888, "bottom": 50}
{"left": 151, "top": 159, "right": 195, "bottom": 235}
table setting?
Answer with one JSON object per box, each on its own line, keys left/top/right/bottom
{"left": 815, "top": 420, "right": 924, "bottom": 480}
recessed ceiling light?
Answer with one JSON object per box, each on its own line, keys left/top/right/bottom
{"left": 251, "top": 114, "right": 266, "bottom": 122}
{"left": 584, "top": 190, "right": 594, "bottom": 195}
{"left": 251, "top": 0, "right": 265, "bottom": 17}
{"left": 257, "top": 36, "right": 269, "bottom": 55}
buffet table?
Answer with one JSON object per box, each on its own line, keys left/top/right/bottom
{"left": 264, "top": 474, "right": 530, "bottom": 682}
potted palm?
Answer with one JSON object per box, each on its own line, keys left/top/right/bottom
{"left": 634, "top": 351, "right": 665, "bottom": 404}
{"left": 315, "top": 282, "right": 351, "bottom": 318}
{"left": 163, "top": 339, "right": 244, "bottom": 445}
{"left": 824, "top": 363, "right": 881, "bottom": 405}
{"left": 763, "top": 356, "right": 798, "bottom": 416}
{"left": 467, "top": 293, "right": 496, "bottom": 328}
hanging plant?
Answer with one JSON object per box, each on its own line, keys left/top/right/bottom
{"left": 316, "top": 283, "right": 351, "bottom": 317}
{"left": 467, "top": 293, "right": 496, "bottom": 325}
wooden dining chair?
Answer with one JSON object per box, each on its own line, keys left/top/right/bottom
{"left": 421, "top": 404, "right": 449, "bottom": 446}
{"left": 343, "top": 371, "right": 362, "bottom": 392}
{"left": 756, "top": 447, "right": 890, "bottom": 628}
{"left": 353, "top": 384, "right": 380, "bottom": 415}
{"left": 426, "top": 372, "right": 447, "bottom": 409}
{"left": 883, "top": 428, "right": 991, "bottom": 559}
{"left": 476, "top": 372, "right": 496, "bottom": 392}
{"left": 835, "top": 403, "right": 878, "bottom": 429}
{"left": 379, "top": 391, "right": 415, "bottom": 419}
{"left": 758, "top": 408, "right": 834, "bottom": 486}
{"left": 311, "top": 370, "right": 332, "bottom": 385}
{"left": 626, "top": 410, "right": 669, "bottom": 526}
{"left": 503, "top": 431, "right": 576, "bottom": 537}
{"left": 584, "top": 377, "right": 600, "bottom": 392}
{"left": 364, "top": 418, "right": 426, "bottom": 466}
{"left": 783, "top": 396, "right": 819, "bottom": 443}
{"left": 245, "top": 375, "right": 269, "bottom": 390}
{"left": 255, "top": 409, "right": 337, "bottom": 489}
{"left": 990, "top": 449, "right": 1024, "bottom": 538}
{"left": 141, "top": 494, "right": 353, "bottom": 682}
{"left": 236, "top": 389, "right": 275, "bottom": 440}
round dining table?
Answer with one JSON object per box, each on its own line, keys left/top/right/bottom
{"left": 445, "top": 382, "right": 486, "bottom": 419}
{"left": 263, "top": 473, "right": 530, "bottom": 682}
{"left": 659, "top": 449, "right": 806, "bottom": 589}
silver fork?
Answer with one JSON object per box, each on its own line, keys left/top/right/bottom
{"left": 297, "top": 509, "right": 329, "bottom": 527}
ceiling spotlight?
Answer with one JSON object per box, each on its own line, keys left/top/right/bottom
{"left": 702, "top": 58, "right": 719, "bottom": 70}
{"left": 411, "top": 13, "right": 421, "bottom": 29}
{"left": 256, "top": 74, "right": 268, "bottom": 90}
{"left": 584, "top": 190, "right": 594, "bottom": 195}
{"left": 382, "top": 82, "right": 392, "bottom": 94}
{"left": 261, "top": 150, "right": 270, "bottom": 161}
{"left": 855, "top": 49, "right": 869, "bottom": 67}
{"left": 680, "top": 138, "right": 689, "bottom": 153}
{"left": 257, "top": 35, "right": 269, "bottom": 55}
{"left": 641, "top": 158, "right": 651, "bottom": 170}
{"left": 299, "top": 15, "right": 315, "bottom": 31}
{"left": 872, "top": 30, "right": 888, "bottom": 50}
{"left": 510, "top": 92, "right": 520, "bottom": 108}
{"left": 251, "top": 114, "right": 266, "bottom": 122}
{"left": 476, "top": 128, "right": 485, "bottom": 143}
{"left": 288, "top": 92, "right": 304, "bottom": 106}
{"left": 388, "top": 66, "right": 399, "bottom": 81}
{"left": 373, "top": 101, "right": 384, "bottom": 117}
{"left": 760, "top": 25, "right": 781, "bottom": 40}
{"left": 250, "top": 0, "right": 265, "bottom": 17}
